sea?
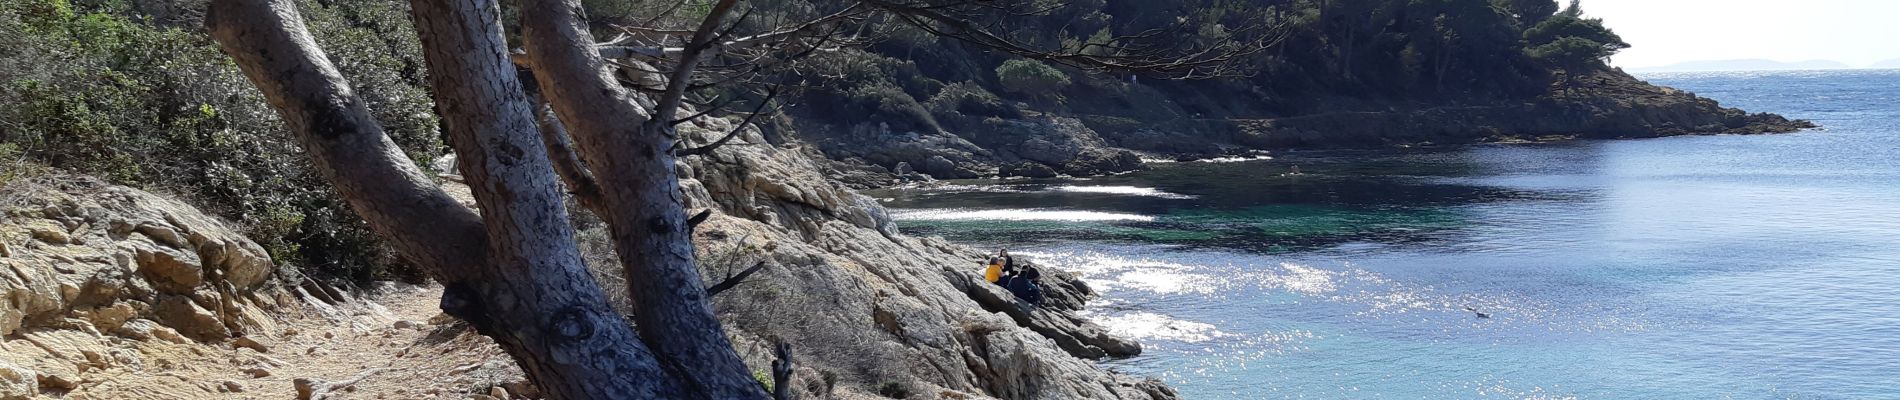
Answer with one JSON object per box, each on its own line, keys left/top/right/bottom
{"left": 867, "top": 69, "right": 1900, "bottom": 399}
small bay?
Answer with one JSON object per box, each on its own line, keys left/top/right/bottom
{"left": 870, "top": 69, "right": 1900, "bottom": 399}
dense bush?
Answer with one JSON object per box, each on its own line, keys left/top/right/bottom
{"left": 0, "top": 0, "right": 441, "bottom": 283}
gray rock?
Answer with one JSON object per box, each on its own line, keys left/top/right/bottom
{"left": 674, "top": 118, "right": 1171, "bottom": 398}
{"left": 999, "top": 162, "right": 1058, "bottom": 178}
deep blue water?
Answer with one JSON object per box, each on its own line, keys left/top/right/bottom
{"left": 870, "top": 69, "right": 1900, "bottom": 399}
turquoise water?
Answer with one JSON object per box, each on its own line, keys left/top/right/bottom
{"left": 871, "top": 70, "right": 1900, "bottom": 399}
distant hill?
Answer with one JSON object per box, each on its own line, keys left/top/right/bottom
{"left": 1629, "top": 59, "right": 1854, "bottom": 73}
{"left": 1871, "top": 58, "right": 1900, "bottom": 69}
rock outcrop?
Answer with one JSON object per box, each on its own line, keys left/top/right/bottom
{"left": 675, "top": 116, "right": 1171, "bottom": 399}
{"left": 809, "top": 115, "right": 1148, "bottom": 184}
{"left": 0, "top": 177, "right": 289, "bottom": 398}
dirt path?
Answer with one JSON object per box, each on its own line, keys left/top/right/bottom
{"left": 22, "top": 283, "right": 529, "bottom": 399}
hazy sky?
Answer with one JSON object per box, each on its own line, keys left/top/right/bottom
{"left": 1583, "top": 0, "right": 1900, "bottom": 68}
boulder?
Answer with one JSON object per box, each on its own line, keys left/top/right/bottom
{"left": 0, "top": 177, "right": 283, "bottom": 394}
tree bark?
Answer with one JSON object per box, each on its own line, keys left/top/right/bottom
{"left": 209, "top": 0, "right": 687, "bottom": 397}
{"left": 516, "top": 0, "right": 766, "bottom": 398}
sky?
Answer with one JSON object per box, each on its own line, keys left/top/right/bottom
{"left": 1581, "top": 0, "right": 1900, "bottom": 69}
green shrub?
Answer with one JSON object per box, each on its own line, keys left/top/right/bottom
{"left": 0, "top": 0, "right": 437, "bottom": 283}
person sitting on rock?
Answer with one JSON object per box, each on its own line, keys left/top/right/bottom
{"left": 995, "top": 249, "right": 1019, "bottom": 287}
{"left": 1008, "top": 264, "right": 1044, "bottom": 307}
{"left": 983, "top": 256, "right": 1005, "bottom": 285}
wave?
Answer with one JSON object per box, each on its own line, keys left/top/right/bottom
{"left": 888, "top": 208, "right": 1156, "bottom": 222}
{"left": 1050, "top": 185, "right": 1198, "bottom": 199}
{"left": 1198, "top": 155, "right": 1273, "bottom": 163}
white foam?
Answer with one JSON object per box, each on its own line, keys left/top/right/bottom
{"left": 1050, "top": 185, "right": 1198, "bottom": 199}
{"left": 888, "top": 208, "right": 1155, "bottom": 222}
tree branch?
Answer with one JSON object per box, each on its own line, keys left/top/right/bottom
{"left": 705, "top": 261, "right": 768, "bottom": 297}
{"left": 677, "top": 86, "right": 780, "bottom": 157}
{"left": 687, "top": 209, "right": 714, "bottom": 231}
{"left": 655, "top": 0, "right": 741, "bottom": 123}
{"left": 770, "top": 342, "right": 793, "bottom": 400}
{"left": 204, "top": 0, "right": 486, "bottom": 280}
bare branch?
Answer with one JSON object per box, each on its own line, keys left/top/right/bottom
{"left": 770, "top": 342, "right": 793, "bottom": 400}
{"left": 705, "top": 261, "right": 768, "bottom": 297}
{"left": 687, "top": 208, "right": 714, "bottom": 231}
{"left": 677, "top": 86, "right": 780, "bottom": 157}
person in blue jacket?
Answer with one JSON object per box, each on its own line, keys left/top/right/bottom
{"left": 1008, "top": 264, "right": 1043, "bottom": 307}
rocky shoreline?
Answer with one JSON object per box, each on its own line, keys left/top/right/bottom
{"left": 812, "top": 69, "right": 1816, "bottom": 189}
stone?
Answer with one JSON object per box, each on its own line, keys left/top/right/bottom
{"left": 218, "top": 380, "right": 243, "bottom": 393}
{"left": 999, "top": 162, "right": 1058, "bottom": 178}
{"left": 242, "top": 367, "right": 272, "bottom": 378}
{"left": 488, "top": 386, "right": 509, "bottom": 398}
{"left": 233, "top": 336, "right": 268, "bottom": 353}
{"left": 38, "top": 374, "right": 77, "bottom": 391}
{"left": 500, "top": 381, "right": 538, "bottom": 399}
{"left": 153, "top": 295, "right": 228, "bottom": 340}
{"left": 113, "top": 319, "right": 188, "bottom": 344}
{"left": 0, "top": 360, "right": 35, "bottom": 400}
{"left": 30, "top": 227, "right": 69, "bottom": 244}
{"left": 293, "top": 378, "right": 320, "bottom": 400}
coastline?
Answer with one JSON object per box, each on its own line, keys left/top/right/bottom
{"left": 822, "top": 69, "right": 1818, "bottom": 189}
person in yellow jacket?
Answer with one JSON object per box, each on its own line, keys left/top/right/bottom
{"left": 983, "top": 256, "right": 1005, "bottom": 284}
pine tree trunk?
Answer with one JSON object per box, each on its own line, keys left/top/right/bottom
{"left": 207, "top": 0, "right": 693, "bottom": 397}
{"left": 515, "top": 1, "right": 767, "bottom": 397}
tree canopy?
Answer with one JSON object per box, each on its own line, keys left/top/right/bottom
{"left": 1522, "top": 0, "right": 1629, "bottom": 72}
